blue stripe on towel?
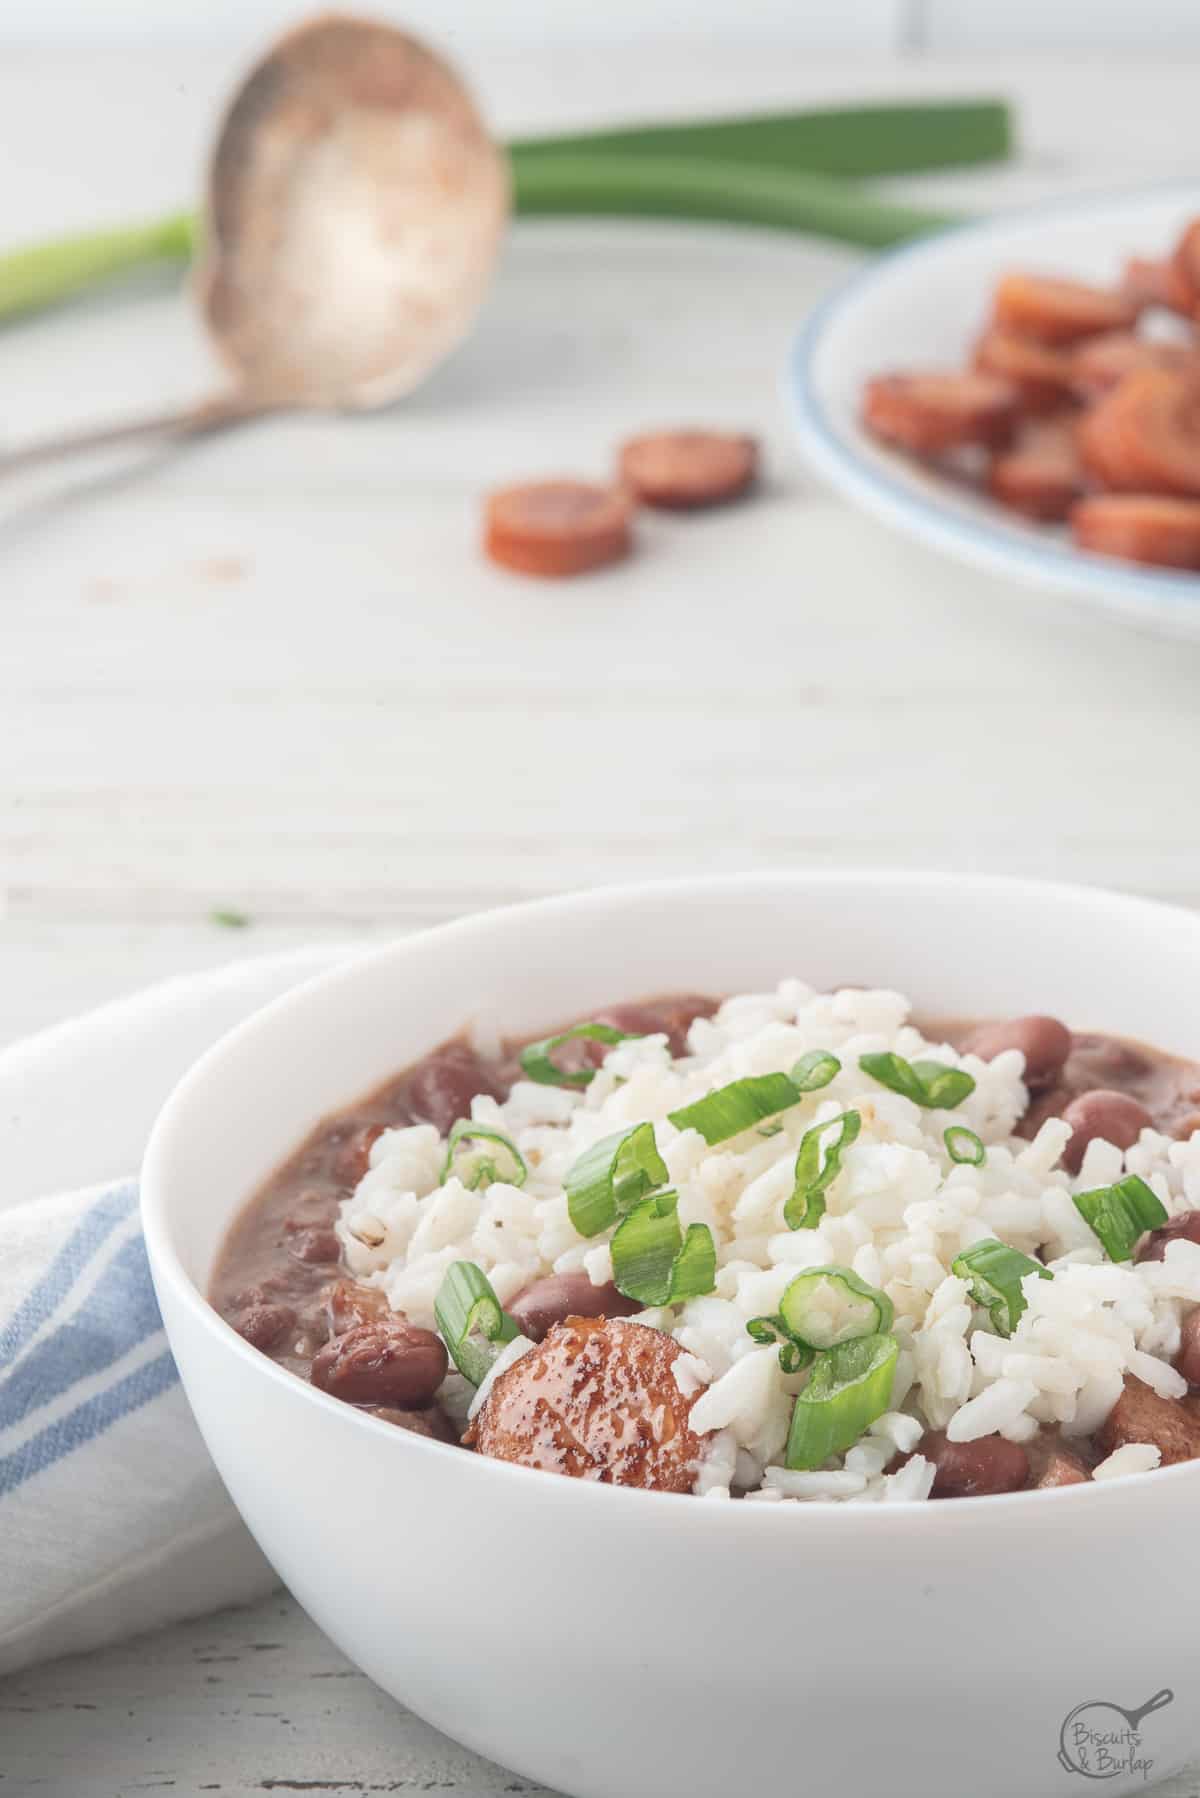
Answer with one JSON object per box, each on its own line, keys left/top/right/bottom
{"left": 0, "top": 1347, "right": 179, "bottom": 1499}
{"left": 0, "top": 1233, "right": 163, "bottom": 1432}
{"left": 0, "top": 1183, "right": 139, "bottom": 1371}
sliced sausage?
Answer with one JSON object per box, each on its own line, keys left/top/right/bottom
{"left": 973, "top": 328, "right": 1076, "bottom": 412}
{"left": 1071, "top": 494, "right": 1200, "bottom": 572}
{"left": 1076, "top": 369, "right": 1200, "bottom": 498}
{"left": 506, "top": 1273, "right": 640, "bottom": 1343}
{"left": 1176, "top": 1312, "right": 1200, "bottom": 1388}
{"left": 987, "top": 415, "right": 1084, "bottom": 521}
{"left": 1122, "top": 257, "right": 1180, "bottom": 312}
{"left": 917, "top": 1428, "right": 1030, "bottom": 1499}
{"left": 1097, "top": 1374, "right": 1200, "bottom": 1467}
{"left": 991, "top": 273, "right": 1139, "bottom": 346}
{"left": 861, "top": 371, "right": 1018, "bottom": 455}
{"left": 963, "top": 1015, "right": 1072, "bottom": 1092}
{"left": 467, "top": 1316, "right": 708, "bottom": 1491}
{"left": 618, "top": 429, "right": 758, "bottom": 510}
{"left": 1070, "top": 331, "right": 1199, "bottom": 401}
{"left": 483, "top": 480, "right": 634, "bottom": 578}
{"left": 1061, "top": 1088, "right": 1154, "bottom": 1175}
{"left": 234, "top": 1302, "right": 297, "bottom": 1352}
{"left": 310, "top": 1320, "right": 448, "bottom": 1408}
{"left": 324, "top": 1278, "right": 391, "bottom": 1335}
{"left": 1138, "top": 1209, "right": 1200, "bottom": 1263}
{"left": 405, "top": 1041, "right": 503, "bottom": 1135}
{"left": 1170, "top": 218, "right": 1200, "bottom": 311}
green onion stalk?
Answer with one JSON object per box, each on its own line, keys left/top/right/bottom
{"left": 0, "top": 99, "right": 1007, "bottom": 327}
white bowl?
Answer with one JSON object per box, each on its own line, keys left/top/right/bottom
{"left": 790, "top": 184, "right": 1200, "bottom": 641}
{"left": 142, "top": 873, "right": 1200, "bottom": 1798}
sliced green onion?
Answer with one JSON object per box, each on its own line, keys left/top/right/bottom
{"left": 610, "top": 1191, "right": 717, "bottom": 1306}
{"left": 757, "top": 1121, "right": 785, "bottom": 1139}
{"left": 790, "top": 1050, "right": 841, "bottom": 1093}
{"left": 1073, "top": 1175, "right": 1168, "bottom": 1264}
{"left": 441, "top": 1120, "right": 528, "bottom": 1192}
{"left": 859, "top": 1051, "right": 976, "bottom": 1110}
{"left": 783, "top": 1111, "right": 861, "bottom": 1230}
{"left": 778, "top": 1266, "right": 894, "bottom": 1350}
{"left": 785, "top": 1333, "right": 899, "bottom": 1470}
{"left": 668, "top": 1071, "right": 804, "bottom": 1145}
{"left": 952, "top": 1239, "right": 1051, "bottom": 1336}
{"left": 519, "top": 1022, "right": 639, "bottom": 1090}
{"left": 564, "top": 1121, "right": 669, "bottom": 1238}
{"left": 945, "top": 1125, "right": 986, "bottom": 1167}
{"left": 433, "top": 1261, "right": 520, "bottom": 1387}
{"left": 745, "top": 1314, "right": 814, "bottom": 1375}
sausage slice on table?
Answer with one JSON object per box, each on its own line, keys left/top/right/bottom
{"left": 468, "top": 1316, "right": 709, "bottom": 1491}
{"left": 617, "top": 429, "right": 758, "bottom": 509}
{"left": 484, "top": 480, "right": 634, "bottom": 578}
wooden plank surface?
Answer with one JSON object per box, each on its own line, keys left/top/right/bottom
{"left": 4, "top": 40, "right": 1200, "bottom": 1798}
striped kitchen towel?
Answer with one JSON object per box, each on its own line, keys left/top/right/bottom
{"left": 0, "top": 945, "right": 355, "bottom": 1675}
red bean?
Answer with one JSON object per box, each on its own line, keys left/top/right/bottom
{"left": 593, "top": 995, "right": 718, "bottom": 1058}
{"left": 288, "top": 1226, "right": 342, "bottom": 1266}
{"left": 1139, "top": 1209, "right": 1200, "bottom": 1264}
{"left": 235, "top": 1303, "right": 296, "bottom": 1352}
{"left": 331, "top": 1123, "right": 385, "bottom": 1187}
{"left": 918, "top": 1429, "right": 1030, "bottom": 1498}
{"left": 1035, "top": 1448, "right": 1090, "bottom": 1488}
{"left": 406, "top": 1043, "right": 503, "bottom": 1135}
{"left": 1061, "top": 1089, "right": 1154, "bottom": 1174}
{"left": 506, "top": 1273, "right": 640, "bottom": 1344}
{"left": 311, "top": 1321, "right": 448, "bottom": 1407}
{"left": 1176, "top": 1313, "right": 1200, "bottom": 1388}
{"left": 373, "top": 1404, "right": 459, "bottom": 1443}
{"left": 964, "top": 1015, "right": 1072, "bottom": 1092}
{"left": 324, "top": 1278, "right": 391, "bottom": 1335}
{"left": 1098, "top": 1374, "right": 1200, "bottom": 1466}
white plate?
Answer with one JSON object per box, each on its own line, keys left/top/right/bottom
{"left": 790, "top": 184, "right": 1200, "bottom": 639}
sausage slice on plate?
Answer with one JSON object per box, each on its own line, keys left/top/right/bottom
{"left": 1072, "top": 494, "right": 1200, "bottom": 572}
{"left": 861, "top": 372, "right": 1018, "bottom": 456}
{"left": 468, "top": 1315, "right": 709, "bottom": 1491}
{"left": 991, "top": 273, "right": 1139, "bottom": 345}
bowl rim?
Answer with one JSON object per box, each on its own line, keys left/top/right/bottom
{"left": 141, "top": 867, "right": 1200, "bottom": 1526}
{"left": 788, "top": 178, "right": 1200, "bottom": 631}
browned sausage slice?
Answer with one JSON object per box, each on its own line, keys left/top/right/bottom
{"left": 1076, "top": 369, "right": 1200, "bottom": 498}
{"left": 1097, "top": 1375, "right": 1200, "bottom": 1467}
{"left": 1072, "top": 494, "right": 1200, "bottom": 572}
{"left": 484, "top": 481, "right": 634, "bottom": 578}
{"left": 618, "top": 429, "right": 758, "bottom": 509}
{"left": 862, "top": 372, "right": 1018, "bottom": 456}
{"left": 992, "top": 273, "right": 1139, "bottom": 346}
{"left": 1170, "top": 218, "right": 1200, "bottom": 311}
{"left": 972, "top": 328, "right": 1076, "bottom": 412}
{"left": 1071, "top": 332, "right": 1200, "bottom": 401}
{"left": 987, "top": 415, "right": 1084, "bottom": 521}
{"left": 468, "top": 1316, "right": 708, "bottom": 1491}
{"left": 1122, "top": 257, "right": 1180, "bottom": 312}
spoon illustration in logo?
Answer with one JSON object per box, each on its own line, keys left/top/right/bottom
{"left": 1058, "top": 1689, "right": 1175, "bottom": 1778}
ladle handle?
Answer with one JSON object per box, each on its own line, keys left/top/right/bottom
{"left": 0, "top": 389, "right": 275, "bottom": 478}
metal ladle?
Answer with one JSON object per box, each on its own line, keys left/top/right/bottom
{"left": 1, "top": 14, "right": 510, "bottom": 476}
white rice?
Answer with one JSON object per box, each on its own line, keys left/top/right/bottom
{"left": 337, "top": 981, "right": 1200, "bottom": 1502}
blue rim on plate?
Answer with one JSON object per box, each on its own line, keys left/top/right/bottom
{"left": 788, "top": 182, "right": 1200, "bottom": 634}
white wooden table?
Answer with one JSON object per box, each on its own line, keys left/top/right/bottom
{"left": 4, "top": 41, "right": 1200, "bottom": 1798}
